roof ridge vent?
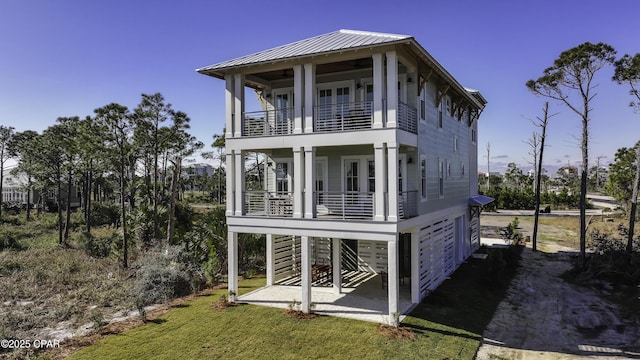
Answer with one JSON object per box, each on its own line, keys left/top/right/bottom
{"left": 338, "top": 29, "right": 410, "bottom": 39}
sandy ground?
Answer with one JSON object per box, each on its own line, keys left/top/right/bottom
{"left": 476, "top": 215, "right": 640, "bottom": 360}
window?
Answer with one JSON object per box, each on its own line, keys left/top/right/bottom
{"left": 274, "top": 91, "right": 292, "bottom": 134}
{"left": 398, "top": 159, "right": 404, "bottom": 193}
{"left": 460, "top": 161, "right": 465, "bottom": 178}
{"left": 438, "top": 159, "right": 444, "bottom": 198}
{"left": 419, "top": 84, "right": 426, "bottom": 122}
{"left": 438, "top": 95, "right": 444, "bottom": 128}
{"left": 345, "top": 160, "right": 359, "bottom": 192}
{"left": 454, "top": 136, "right": 458, "bottom": 152}
{"left": 446, "top": 96, "right": 451, "bottom": 116}
{"left": 471, "top": 129, "right": 477, "bottom": 143}
{"left": 315, "top": 159, "right": 327, "bottom": 204}
{"left": 276, "top": 162, "right": 289, "bottom": 195}
{"left": 336, "top": 87, "right": 350, "bottom": 117}
{"left": 368, "top": 160, "right": 375, "bottom": 192}
{"left": 447, "top": 160, "right": 451, "bottom": 178}
{"left": 421, "top": 156, "right": 427, "bottom": 200}
{"left": 365, "top": 84, "right": 374, "bottom": 117}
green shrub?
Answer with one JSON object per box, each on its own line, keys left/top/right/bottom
{"left": 500, "top": 217, "right": 524, "bottom": 245}
{"left": 586, "top": 228, "right": 640, "bottom": 285}
{"left": 89, "top": 202, "right": 120, "bottom": 227}
{"left": 76, "top": 231, "right": 119, "bottom": 258}
{"left": 0, "top": 226, "right": 21, "bottom": 250}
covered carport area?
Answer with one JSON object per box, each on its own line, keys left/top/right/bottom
{"left": 238, "top": 271, "right": 414, "bottom": 324}
{"left": 226, "top": 217, "right": 415, "bottom": 325}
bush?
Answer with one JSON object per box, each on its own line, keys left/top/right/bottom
{"left": 90, "top": 202, "right": 120, "bottom": 227}
{"left": 0, "top": 226, "right": 21, "bottom": 250}
{"left": 130, "top": 245, "right": 203, "bottom": 319}
{"left": 483, "top": 245, "right": 522, "bottom": 287}
{"left": 76, "top": 231, "right": 120, "bottom": 258}
{"left": 500, "top": 217, "right": 524, "bottom": 245}
{"left": 586, "top": 228, "right": 640, "bottom": 285}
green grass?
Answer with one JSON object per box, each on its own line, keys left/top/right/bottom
{"left": 67, "top": 253, "right": 518, "bottom": 360}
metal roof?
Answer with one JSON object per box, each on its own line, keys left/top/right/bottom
{"left": 196, "top": 30, "right": 412, "bottom": 74}
{"left": 196, "top": 29, "right": 486, "bottom": 110}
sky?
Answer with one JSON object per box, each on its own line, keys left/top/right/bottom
{"left": 1, "top": 0, "right": 639, "bottom": 174}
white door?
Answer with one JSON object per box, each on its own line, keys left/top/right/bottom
{"left": 317, "top": 84, "right": 352, "bottom": 130}
{"left": 273, "top": 90, "right": 292, "bottom": 134}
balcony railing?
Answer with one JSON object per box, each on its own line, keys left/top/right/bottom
{"left": 315, "top": 191, "right": 374, "bottom": 219}
{"left": 242, "top": 108, "right": 294, "bottom": 136}
{"left": 398, "top": 102, "right": 417, "bottom": 134}
{"left": 314, "top": 101, "right": 373, "bottom": 132}
{"left": 244, "top": 191, "right": 293, "bottom": 217}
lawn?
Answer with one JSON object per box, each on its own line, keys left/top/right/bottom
{"left": 65, "top": 250, "right": 516, "bottom": 360}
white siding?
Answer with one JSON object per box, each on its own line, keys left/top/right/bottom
{"left": 418, "top": 217, "right": 456, "bottom": 299}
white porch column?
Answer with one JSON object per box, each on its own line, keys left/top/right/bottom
{"left": 386, "top": 51, "right": 398, "bottom": 129}
{"left": 233, "top": 73, "right": 245, "bottom": 137}
{"left": 266, "top": 234, "right": 275, "bottom": 286}
{"left": 372, "top": 53, "right": 384, "bottom": 128}
{"left": 224, "top": 74, "right": 234, "bottom": 139}
{"left": 304, "top": 147, "right": 315, "bottom": 218}
{"left": 410, "top": 229, "right": 420, "bottom": 304}
{"left": 225, "top": 152, "right": 235, "bottom": 216}
{"left": 388, "top": 235, "right": 399, "bottom": 326}
{"left": 234, "top": 150, "right": 244, "bottom": 216}
{"left": 301, "top": 235, "right": 312, "bottom": 313}
{"left": 332, "top": 238, "right": 342, "bottom": 294}
{"left": 293, "top": 64, "right": 304, "bottom": 134}
{"left": 228, "top": 230, "right": 238, "bottom": 301}
{"left": 293, "top": 146, "right": 303, "bottom": 218}
{"left": 304, "top": 63, "right": 316, "bottom": 133}
{"left": 374, "top": 143, "right": 386, "bottom": 221}
{"left": 387, "top": 142, "right": 398, "bottom": 221}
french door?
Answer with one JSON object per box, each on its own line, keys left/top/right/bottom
{"left": 273, "top": 90, "right": 292, "bottom": 134}
{"left": 317, "top": 84, "right": 352, "bottom": 130}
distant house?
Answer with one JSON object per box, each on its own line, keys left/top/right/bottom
{"left": 197, "top": 30, "right": 490, "bottom": 324}
{"left": 1, "top": 172, "right": 80, "bottom": 211}
{"left": 183, "top": 163, "right": 215, "bottom": 178}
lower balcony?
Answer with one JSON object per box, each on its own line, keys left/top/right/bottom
{"left": 244, "top": 191, "right": 293, "bottom": 217}
{"left": 315, "top": 191, "right": 374, "bottom": 220}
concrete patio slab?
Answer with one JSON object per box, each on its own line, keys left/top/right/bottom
{"left": 238, "top": 273, "right": 414, "bottom": 324}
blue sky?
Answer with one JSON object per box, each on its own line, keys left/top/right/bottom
{"left": 1, "top": 0, "right": 639, "bottom": 174}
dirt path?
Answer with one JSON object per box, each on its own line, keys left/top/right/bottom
{"left": 476, "top": 216, "right": 640, "bottom": 359}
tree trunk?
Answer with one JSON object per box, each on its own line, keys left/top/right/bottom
{"left": 627, "top": 146, "right": 640, "bottom": 254}
{"left": 64, "top": 168, "right": 72, "bottom": 243}
{"left": 166, "top": 157, "right": 181, "bottom": 245}
{"left": 57, "top": 174, "right": 63, "bottom": 246}
{"left": 153, "top": 143, "right": 159, "bottom": 240}
{"left": 128, "top": 159, "right": 137, "bottom": 211}
{"left": 26, "top": 177, "right": 32, "bottom": 221}
{"left": 86, "top": 162, "right": 93, "bottom": 233}
{"left": 120, "top": 162, "right": 128, "bottom": 268}
{"left": 532, "top": 103, "right": 549, "bottom": 252}
{"left": 579, "top": 109, "right": 589, "bottom": 267}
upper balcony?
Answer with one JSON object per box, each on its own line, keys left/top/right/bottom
{"left": 241, "top": 100, "right": 417, "bottom": 137}
{"left": 243, "top": 190, "right": 417, "bottom": 221}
